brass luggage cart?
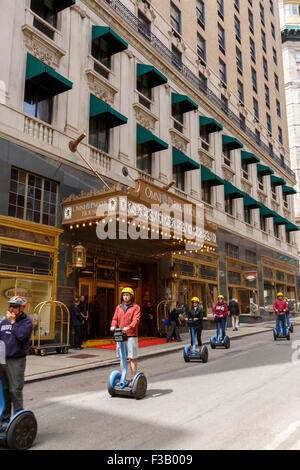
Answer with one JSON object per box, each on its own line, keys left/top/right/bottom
{"left": 31, "top": 300, "right": 70, "bottom": 356}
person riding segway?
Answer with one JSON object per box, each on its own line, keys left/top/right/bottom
{"left": 184, "top": 297, "right": 208, "bottom": 363}
{"left": 210, "top": 295, "right": 230, "bottom": 349}
{"left": 273, "top": 293, "right": 289, "bottom": 340}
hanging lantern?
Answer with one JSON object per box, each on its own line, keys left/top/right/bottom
{"left": 72, "top": 243, "right": 87, "bottom": 268}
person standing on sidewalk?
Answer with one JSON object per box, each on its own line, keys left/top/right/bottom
{"left": 110, "top": 288, "right": 141, "bottom": 380}
{"left": 166, "top": 302, "right": 183, "bottom": 343}
{"left": 70, "top": 298, "right": 83, "bottom": 350}
{"left": 229, "top": 298, "right": 240, "bottom": 331}
{"left": 0, "top": 296, "right": 33, "bottom": 432}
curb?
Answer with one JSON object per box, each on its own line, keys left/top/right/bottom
{"left": 24, "top": 322, "right": 286, "bottom": 384}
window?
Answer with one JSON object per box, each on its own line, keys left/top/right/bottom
{"left": 172, "top": 98, "right": 184, "bottom": 133}
{"left": 236, "top": 47, "right": 243, "bottom": 73}
{"left": 255, "top": 129, "right": 261, "bottom": 145}
{"left": 274, "top": 73, "right": 279, "bottom": 91}
{"left": 218, "top": 23, "right": 226, "bottom": 53}
{"left": 258, "top": 172, "right": 264, "bottom": 191}
{"left": 266, "top": 113, "right": 272, "bottom": 133}
{"left": 30, "top": 0, "right": 57, "bottom": 39}
{"left": 260, "top": 3, "right": 265, "bottom": 25}
{"left": 248, "top": 9, "right": 254, "bottom": 33}
{"left": 235, "top": 16, "right": 241, "bottom": 42}
{"left": 260, "top": 214, "right": 267, "bottom": 232}
{"left": 200, "top": 126, "right": 210, "bottom": 151}
{"left": 278, "top": 126, "right": 283, "bottom": 144}
{"left": 221, "top": 94, "right": 228, "bottom": 113}
{"left": 219, "top": 58, "right": 227, "bottom": 84}
{"left": 199, "top": 72, "right": 207, "bottom": 92}
{"left": 239, "top": 113, "right": 246, "bottom": 131}
{"left": 253, "top": 97, "right": 259, "bottom": 119}
{"left": 263, "top": 57, "right": 268, "bottom": 79}
{"left": 217, "top": 0, "right": 224, "bottom": 18}
{"left": 197, "top": 33, "right": 206, "bottom": 63}
{"left": 170, "top": 2, "right": 181, "bottom": 35}
{"left": 237, "top": 79, "right": 244, "bottom": 103}
{"left": 137, "top": 73, "right": 152, "bottom": 109}
{"left": 242, "top": 159, "right": 249, "bottom": 179}
{"left": 89, "top": 115, "right": 110, "bottom": 153}
{"left": 251, "top": 67, "right": 257, "bottom": 92}
{"left": 9, "top": 167, "right": 58, "bottom": 226}
{"left": 250, "top": 38, "right": 256, "bottom": 62}
{"left": 274, "top": 221, "right": 279, "bottom": 239}
{"left": 138, "top": 10, "right": 151, "bottom": 41}
{"left": 265, "top": 85, "right": 270, "bottom": 108}
{"left": 136, "top": 151, "right": 152, "bottom": 174}
{"left": 271, "top": 22, "right": 276, "bottom": 40}
{"left": 223, "top": 147, "right": 231, "bottom": 167}
{"left": 270, "top": 0, "right": 274, "bottom": 15}
{"left": 245, "top": 250, "right": 257, "bottom": 263}
{"left": 225, "top": 242, "right": 239, "bottom": 259}
{"left": 244, "top": 206, "right": 252, "bottom": 225}
{"left": 285, "top": 3, "right": 300, "bottom": 15}
{"left": 24, "top": 90, "right": 52, "bottom": 124}
{"left": 173, "top": 165, "right": 185, "bottom": 191}
{"left": 92, "top": 36, "right": 112, "bottom": 79}
{"left": 171, "top": 44, "right": 182, "bottom": 71}
{"left": 271, "top": 182, "right": 277, "bottom": 200}
{"left": 196, "top": 0, "right": 205, "bottom": 28}
{"left": 261, "top": 29, "right": 266, "bottom": 52}
{"left": 273, "top": 47, "right": 278, "bottom": 65}
{"left": 276, "top": 99, "right": 281, "bottom": 117}
{"left": 201, "top": 182, "right": 212, "bottom": 204}
{"left": 234, "top": 0, "right": 240, "bottom": 12}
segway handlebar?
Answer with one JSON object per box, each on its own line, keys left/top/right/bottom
{"left": 113, "top": 329, "right": 128, "bottom": 342}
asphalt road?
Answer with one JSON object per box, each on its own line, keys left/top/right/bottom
{"left": 10, "top": 329, "right": 300, "bottom": 451}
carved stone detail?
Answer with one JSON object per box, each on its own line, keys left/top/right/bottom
{"left": 222, "top": 165, "right": 235, "bottom": 183}
{"left": 198, "top": 150, "right": 213, "bottom": 169}
{"left": 133, "top": 103, "right": 158, "bottom": 132}
{"left": 22, "top": 24, "right": 66, "bottom": 68}
{"left": 257, "top": 191, "right": 267, "bottom": 204}
{"left": 241, "top": 179, "right": 252, "bottom": 195}
{"left": 169, "top": 128, "right": 190, "bottom": 153}
{"left": 86, "top": 70, "right": 118, "bottom": 105}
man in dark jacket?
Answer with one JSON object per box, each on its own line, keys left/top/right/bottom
{"left": 228, "top": 298, "right": 240, "bottom": 331}
{"left": 166, "top": 303, "right": 182, "bottom": 342}
{"left": 186, "top": 297, "right": 204, "bottom": 350}
{"left": 70, "top": 298, "right": 83, "bottom": 350}
{"left": 0, "top": 296, "right": 33, "bottom": 431}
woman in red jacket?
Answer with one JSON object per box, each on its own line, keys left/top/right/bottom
{"left": 213, "top": 295, "right": 228, "bottom": 340}
{"left": 110, "top": 287, "right": 141, "bottom": 380}
{"left": 273, "top": 293, "right": 288, "bottom": 333}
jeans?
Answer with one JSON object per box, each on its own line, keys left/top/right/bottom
{"left": 1, "top": 357, "right": 26, "bottom": 424}
{"left": 217, "top": 318, "right": 227, "bottom": 340}
{"left": 166, "top": 321, "right": 181, "bottom": 341}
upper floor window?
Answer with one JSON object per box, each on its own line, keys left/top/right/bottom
{"left": 197, "top": 33, "right": 206, "bottom": 63}
{"left": 218, "top": 23, "right": 226, "bottom": 52}
{"left": 235, "top": 15, "right": 241, "bottom": 42}
{"left": 30, "top": 0, "right": 57, "bottom": 39}
{"left": 217, "top": 0, "right": 224, "bottom": 18}
{"left": 170, "top": 2, "right": 182, "bottom": 35}
{"left": 219, "top": 58, "right": 227, "bottom": 84}
{"left": 196, "top": 0, "right": 205, "bottom": 28}
{"left": 9, "top": 167, "right": 58, "bottom": 226}
{"left": 248, "top": 9, "right": 254, "bottom": 33}
{"left": 138, "top": 9, "right": 151, "bottom": 40}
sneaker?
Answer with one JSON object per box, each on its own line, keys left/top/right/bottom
{"left": 0, "top": 422, "right": 8, "bottom": 433}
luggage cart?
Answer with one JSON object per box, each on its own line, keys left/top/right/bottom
{"left": 31, "top": 300, "right": 70, "bottom": 356}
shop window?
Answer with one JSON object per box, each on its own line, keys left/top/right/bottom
{"left": 245, "top": 250, "right": 256, "bottom": 264}
{"left": 8, "top": 167, "right": 58, "bottom": 226}
{"left": 263, "top": 280, "right": 275, "bottom": 311}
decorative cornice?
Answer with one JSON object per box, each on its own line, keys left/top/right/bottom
{"left": 222, "top": 165, "right": 235, "bottom": 183}
{"left": 169, "top": 128, "right": 190, "bottom": 152}
{"left": 198, "top": 149, "right": 214, "bottom": 169}
{"left": 22, "top": 24, "right": 66, "bottom": 68}
{"left": 86, "top": 69, "right": 118, "bottom": 104}
{"left": 133, "top": 102, "right": 158, "bottom": 131}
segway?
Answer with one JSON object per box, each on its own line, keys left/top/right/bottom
{"left": 285, "top": 314, "right": 294, "bottom": 333}
{"left": 210, "top": 316, "right": 230, "bottom": 349}
{"left": 183, "top": 321, "right": 208, "bottom": 363}
{"left": 273, "top": 312, "right": 290, "bottom": 341}
{"left": 0, "top": 363, "right": 37, "bottom": 450}
{"left": 108, "top": 329, "right": 147, "bottom": 399}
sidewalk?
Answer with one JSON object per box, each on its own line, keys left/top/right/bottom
{"left": 25, "top": 318, "right": 300, "bottom": 383}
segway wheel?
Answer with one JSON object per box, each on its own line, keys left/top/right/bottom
{"left": 273, "top": 329, "right": 277, "bottom": 341}
{"left": 183, "top": 346, "right": 190, "bottom": 362}
{"left": 290, "top": 324, "right": 294, "bottom": 333}
{"left": 7, "top": 411, "right": 37, "bottom": 450}
{"left": 200, "top": 346, "right": 208, "bottom": 363}
{"left": 286, "top": 330, "right": 290, "bottom": 341}
{"left": 210, "top": 338, "right": 216, "bottom": 349}
{"left": 108, "top": 370, "right": 121, "bottom": 397}
{"left": 132, "top": 373, "right": 147, "bottom": 400}
{"left": 224, "top": 337, "right": 230, "bottom": 349}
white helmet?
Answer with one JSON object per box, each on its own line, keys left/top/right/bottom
{"left": 8, "top": 296, "right": 27, "bottom": 307}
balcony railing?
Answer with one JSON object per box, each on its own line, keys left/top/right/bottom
{"left": 103, "top": 0, "right": 296, "bottom": 180}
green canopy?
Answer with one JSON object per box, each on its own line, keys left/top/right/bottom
{"left": 137, "top": 64, "right": 168, "bottom": 88}
{"left": 271, "top": 175, "right": 286, "bottom": 187}
{"left": 222, "top": 135, "right": 244, "bottom": 150}
{"left": 224, "top": 181, "right": 245, "bottom": 199}
{"left": 90, "top": 94, "right": 128, "bottom": 128}
{"left": 172, "top": 148, "right": 200, "bottom": 172}
{"left": 137, "top": 125, "right": 168, "bottom": 154}
{"left": 201, "top": 166, "right": 224, "bottom": 187}
{"left": 92, "top": 26, "right": 128, "bottom": 55}
{"left": 241, "top": 151, "right": 260, "bottom": 165}
{"left": 199, "top": 116, "right": 223, "bottom": 134}
{"left": 285, "top": 222, "right": 300, "bottom": 232}
{"left": 243, "top": 194, "right": 262, "bottom": 209}
{"left": 171, "top": 93, "right": 198, "bottom": 113}
{"left": 25, "top": 54, "right": 73, "bottom": 101}
{"left": 257, "top": 164, "right": 274, "bottom": 176}
{"left": 259, "top": 204, "right": 276, "bottom": 218}
{"left": 273, "top": 215, "right": 289, "bottom": 225}
{"left": 282, "top": 185, "right": 297, "bottom": 195}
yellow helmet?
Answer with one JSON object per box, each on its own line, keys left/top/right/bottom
{"left": 277, "top": 292, "right": 283, "bottom": 297}
{"left": 121, "top": 287, "right": 134, "bottom": 297}
{"left": 191, "top": 297, "right": 200, "bottom": 303}
{"left": 218, "top": 295, "right": 224, "bottom": 299}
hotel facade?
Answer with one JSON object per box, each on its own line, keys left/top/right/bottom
{"left": 0, "top": 0, "right": 299, "bottom": 340}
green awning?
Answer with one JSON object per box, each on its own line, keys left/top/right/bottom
{"left": 92, "top": 26, "right": 128, "bottom": 55}
{"left": 201, "top": 166, "right": 224, "bottom": 187}
{"left": 137, "top": 64, "right": 168, "bottom": 88}
{"left": 171, "top": 93, "right": 198, "bottom": 113}
{"left": 257, "top": 164, "right": 274, "bottom": 176}
{"left": 90, "top": 94, "right": 128, "bottom": 128}
{"left": 273, "top": 215, "right": 289, "bottom": 225}
{"left": 137, "top": 125, "right": 168, "bottom": 153}
{"left": 241, "top": 151, "right": 260, "bottom": 165}
{"left": 243, "top": 194, "right": 262, "bottom": 210}
{"left": 199, "top": 116, "right": 223, "bottom": 134}
{"left": 259, "top": 204, "right": 276, "bottom": 218}
{"left": 44, "top": 0, "right": 76, "bottom": 14}
{"left": 222, "top": 135, "right": 244, "bottom": 150}
{"left": 172, "top": 148, "right": 200, "bottom": 172}
{"left": 271, "top": 175, "right": 286, "bottom": 187}
{"left": 224, "top": 181, "right": 245, "bottom": 199}
{"left": 285, "top": 222, "right": 300, "bottom": 232}
{"left": 282, "top": 185, "right": 297, "bottom": 195}
{"left": 25, "top": 54, "right": 73, "bottom": 101}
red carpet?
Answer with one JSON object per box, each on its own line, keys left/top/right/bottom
{"left": 90, "top": 338, "right": 177, "bottom": 349}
